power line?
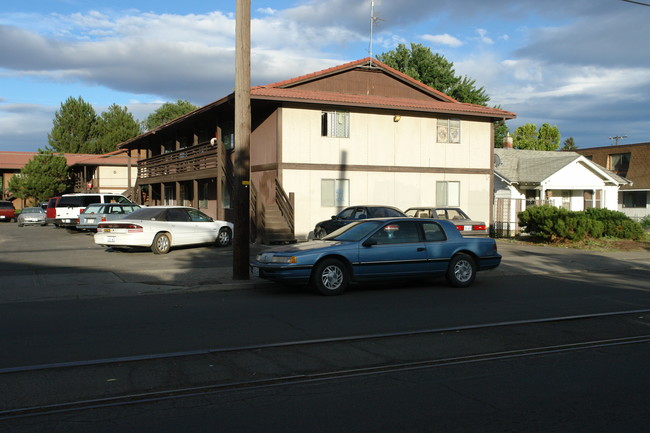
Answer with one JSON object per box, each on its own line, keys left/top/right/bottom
{"left": 621, "top": 0, "right": 650, "bottom": 6}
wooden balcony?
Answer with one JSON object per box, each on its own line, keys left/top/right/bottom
{"left": 137, "top": 142, "right": 220, "bottom": 182}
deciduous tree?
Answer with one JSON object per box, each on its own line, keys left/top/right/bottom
{"left": 377, "top": 43, "right": 490, "bottom": 106}
{"left": 513, "top": 123, "right": 561, "bottom": 150}
{"left": 8, "top": 152, "right": 68, "bottom": 202}
{"left": 143, "top": 100, "right": 198, "bottom": 131}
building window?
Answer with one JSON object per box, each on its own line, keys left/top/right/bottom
{"left": 164, "top": 183, "right": 176, "bottom": 205}
{"left": 437, "top": 119, "right": 460, "bottom": 143}
{"left": 321, "top": 179, "right": 349, "bottom": 207}
{"left": 321, "top": 111, "right": 350, "bottom": 138}
{"left": 436, "top": 181, "right": 460, "bottom": 206}
{"left": 622, "top": 191, "right": 647, "bottom": 208}
{"left": 608, "top": 153, "right": 630, "bottom": 177}
{"left": 199, "top": 181, "right": 209, "bottom": 209}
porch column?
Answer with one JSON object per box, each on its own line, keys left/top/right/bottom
{"left": 175, "top": 182, "right": 181, "bottom": 206}
{"left": 193, "top": 179, "right": 199, "bottom": 209}
{"left": 160, "top": 183, "right": 166, "bottom": 205}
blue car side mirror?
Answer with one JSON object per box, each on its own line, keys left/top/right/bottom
{"left": 362, "top": 238, "right": 377, "bottom": 247}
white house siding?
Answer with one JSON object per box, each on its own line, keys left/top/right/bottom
{"left": 280, "top": 107, "right": 493, "bottom": 239}
{"left": 543, "top": 162, "right": 618, "bottom": 211}
{"left": 97, "top": 166, "right": 138, "bottom": 195}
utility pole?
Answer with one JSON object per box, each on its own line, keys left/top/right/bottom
{"left": 609, "top": 135, "right": 628, "bottom": 145}
{"left": 233, "top": 0, "right": 251, "bottom": 280}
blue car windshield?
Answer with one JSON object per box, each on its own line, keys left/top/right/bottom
{"left": 323, "top": 221, "right": 383, "bottom": 242}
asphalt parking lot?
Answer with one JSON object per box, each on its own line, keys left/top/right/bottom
{"left": 0, "top": 222, "right": 648, "bottom": 303}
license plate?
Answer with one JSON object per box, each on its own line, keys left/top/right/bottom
{"left": 103, "top": 228, "right": 111, "bottom": 232}
{"left": 87, "top": 218, "right": 95, "bottom": 223}
{"left": 63, "top": 219, "right": 70, "bottom": 223}
{"left": 106, "top": 236, "right": 116, "bottom": 243}
{"left": 464, "top": 225, "right": 472, "bottom": 231}
{"left": 251, "top": 267, "right": 259, "bottom": 277}
{"left": 0, "top": 216, "right": 5, "bottom": 219}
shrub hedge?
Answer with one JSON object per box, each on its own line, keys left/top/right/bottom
{"left": 518, "top": 205, "right": 645, "bottom": 241}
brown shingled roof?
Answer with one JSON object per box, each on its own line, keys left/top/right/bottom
{"left": 0, "top": 150, "right": 131, "bottom": 170}
{"left": 118, "top": 57, "right": 516, "bottom": 149}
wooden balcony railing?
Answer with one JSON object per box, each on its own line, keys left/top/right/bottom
{"left": 137, "top": 142, "right": 219, "bottom": 179}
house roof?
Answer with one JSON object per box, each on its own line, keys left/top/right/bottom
{"left": 0, "top": 150, "right": 132, "bottom": 170}
{"left": 118, "top": 57, "right": 516, "bottom": 150}
{"left": 494, "top": 148, "right": 630, "bottom": 186}
{"left": 251, "top": 58, "right": 515, "bottom": 119}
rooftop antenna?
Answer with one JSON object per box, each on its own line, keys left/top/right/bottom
{"left": 609, "top": 135, "right": 628, "bottom": 145}
{"left": 369, "top": 1, "right": 384, "bottom": 66}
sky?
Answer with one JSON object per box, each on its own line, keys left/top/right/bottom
{"left": 1, "top": 0, "right": 649, "bottom": 152}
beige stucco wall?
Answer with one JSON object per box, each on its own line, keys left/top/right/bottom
{"left": 97, "top": 166, "right": 138, "bottom": 194}
{"left": 279, "top": 107, "right": 494, "bottom": 239}
{"left": 281, "top": 107, "right": 492, "bottom": 169}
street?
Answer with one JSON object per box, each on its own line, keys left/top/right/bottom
{"left": 1, "top": 223, "right": 649, "bottom": 432}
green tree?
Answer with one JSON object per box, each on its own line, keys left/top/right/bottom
{"left": 8, "top": 152, "right": 68, "bottom": 202}
{"left": 494, "top": 119, "right": 510, "bottom": 148}
{"left": 92, "top": 104, "right": 142, "bottom": 153}
{"left": 513, "top": 123, "right": 561, "bottom": 150}
{"left": 47, "top": 96, "right": 98, "bottom": 153}
{"left": 143, "top": 100, "right": 198, "bottom": 131}
{"left": 377, "top": 43, "right": 490, "bottom": 106}
{"left": 562, "top": 137, "right": 577, "bottom": 150}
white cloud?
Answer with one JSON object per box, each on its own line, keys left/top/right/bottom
{"left": 420, "top": 33, "right": 463, "bottom": 47}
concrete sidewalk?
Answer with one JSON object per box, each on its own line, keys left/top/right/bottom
{"left": 1, "top": 242, "right": 648, "bottom": 303}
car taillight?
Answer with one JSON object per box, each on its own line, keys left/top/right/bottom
{"left": 101, "top": 216, "right": 107, "bottom": 222}
{"left": 473, "top": 224, "right": 486, "bottom": 231}
{"left": 455, "top": 225, "right": 464, "bottom": 231}
{"left": 97, "top": 223, "right": 143, "bottom": 233}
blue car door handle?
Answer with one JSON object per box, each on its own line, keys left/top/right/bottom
{"left": 417, "top": 247, "right": 425, "bottom": 252}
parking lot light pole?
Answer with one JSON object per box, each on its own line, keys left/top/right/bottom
{"left": 233, "top": 0, "right": 251, "bottom": 280}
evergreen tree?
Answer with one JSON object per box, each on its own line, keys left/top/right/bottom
{"left": 47, "top": 96, "right": 98, "bottom": 153}
{"left": 8, "top": 152, "right": 69, "bottom": 202}
{"left": 562, "top": 137, "right": 577, "bottom": 150}
{"left": 143, "top": 100, "right": 198, "bottom": 131}
{"left": 377, "top": 43, "right": 490, "bottom": 106}
{"left": 92, "top": 104, "right": 142, "bottom": 153}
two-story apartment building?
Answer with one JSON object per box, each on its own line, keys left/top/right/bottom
{"left": 575, "top": 142, "right": 650, "bottom": 221}
{"left": 118, "top": 58, "right": 516, "bottom": 242}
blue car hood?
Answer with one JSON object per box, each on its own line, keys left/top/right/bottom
{"left": 260, "top": 240, "right": 347, "bottom": 254}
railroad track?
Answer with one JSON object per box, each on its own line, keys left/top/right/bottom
{"left": 2, "top": 309, "right": 650, "bottom": 420}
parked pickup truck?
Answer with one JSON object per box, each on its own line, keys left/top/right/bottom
{"left": 55, "top": 193, "right": 134, "bottom": 229}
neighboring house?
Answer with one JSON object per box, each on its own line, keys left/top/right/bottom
{"left": 0, "top": 150, "right": 140, "bottom": 209}
{"left": 117, "top": 58, "right": 515, "bottom": 242}
{"left": 493, "top": 148, "right": 631, "bottom": 235}
{"left": 575, "top": 142, "right": 650, "bottom": 221}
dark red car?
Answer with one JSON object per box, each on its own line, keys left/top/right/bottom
{"left": 0, "top": 200, "right": 16, "bottom": 222}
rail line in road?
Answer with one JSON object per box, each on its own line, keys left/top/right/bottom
{"left": 2, "top": 308, "right": 650, "bottom": 420}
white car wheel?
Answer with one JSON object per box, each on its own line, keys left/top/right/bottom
{"left": 152, "top": 233, "right": 171, "bottom": 254}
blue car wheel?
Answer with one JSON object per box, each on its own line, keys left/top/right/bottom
{"left": 312, "top": 258, "right": 349, "bottom": 296}
{"left": 446, "top": 253, "right": 476, "bottom": 287}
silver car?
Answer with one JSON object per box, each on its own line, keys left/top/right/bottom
{"left": 17, "top": 207, "right": 47, "bottom": 227}
{"left": 404, "top": 207, "right": 488, "bottom": 237}
{"left": 77, "top": 203, "right": 141, "bottom": 231}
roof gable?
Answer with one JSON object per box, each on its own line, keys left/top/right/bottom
{"left": 252, "top": 57, "right": 515, "bottom": 120}
{"left": 494, "top": 149, "right": 630, "bottom": 186}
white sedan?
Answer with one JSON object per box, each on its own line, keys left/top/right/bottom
{"left": 94, "top": 206, "right": 233, "bottom": 254}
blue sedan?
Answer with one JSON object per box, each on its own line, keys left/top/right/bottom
{"left": 251, "top": 217, "right": 501, "bottom": 295}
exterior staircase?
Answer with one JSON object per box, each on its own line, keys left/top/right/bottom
{"left": 261, "top": 203, "right": 296, "bottom": 244}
